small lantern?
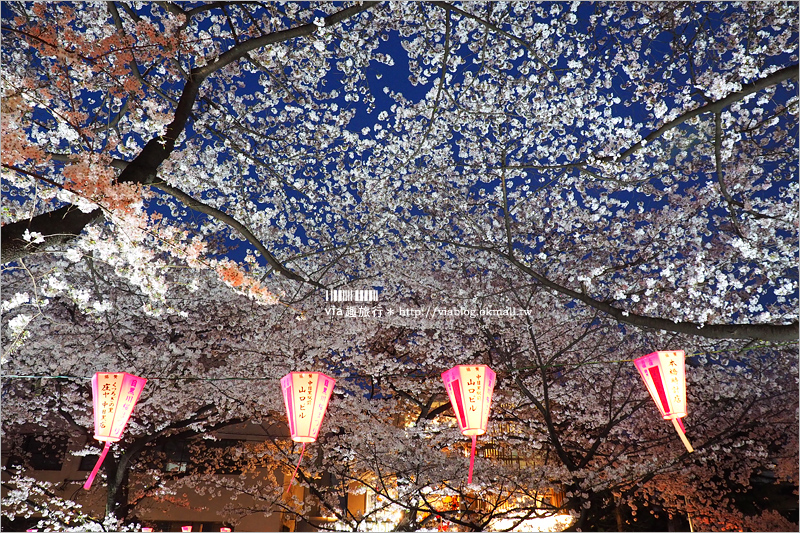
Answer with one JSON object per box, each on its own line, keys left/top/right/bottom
{"left": 220, "top": 528, "right": 232, "bottom": 532}
{"left": 281, "top": 371, "right": 335, "bottom": 493}
{"left": 441, "top": 365, "right": 496, "bottom": 484}
{"left": 181, "top": 527, "right": 192, "bottom": 532}
{"left": 83, "top": 372, "right": 147, "bottom": 489}
{"left": 634, "top": 351, "right": 693, "bottom": 452}
{"left": 142, "top": 529, "right": 154, "bottom": 532}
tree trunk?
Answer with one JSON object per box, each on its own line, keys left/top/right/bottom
{"left": 1, "top": 206, "right": 102, "bottom": 264}
{"left": 615, "top": 495, "right": 625, "bottom": 532}
{"left": 104, "top": 449, "right": 131, "bottom": 523}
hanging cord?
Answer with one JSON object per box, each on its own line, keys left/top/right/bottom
{"left": 2, "top": 340, "right": 797, "bottom": 382}
{"left": 511, "top": 340, "right": 798, "bottom": 371}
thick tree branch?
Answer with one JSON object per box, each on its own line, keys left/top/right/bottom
{"left": 7, "top": 155, "right": 323, "bottom": 286}
{"left": 193, "top": 2, "right": 376, "bottom": 82}
{"left": 499, "top": 153, "right": 514, "bottom": 256}
{"left": 1, "top": 205, "right": 103, "bottom": 264}
{"left": 2, "top": 2, "right": 375, "bottom": 269}
{"left": 501, "top": 251, "right": 798, "bottom": 342}
{"left": 436, "top": 237, "right": 797, "bottom": 341}
{"left": 605, "top": 64, "right": 799, "bottom": 163}
{"left": 515, "top": 375, "right": 576, "bottom": 471}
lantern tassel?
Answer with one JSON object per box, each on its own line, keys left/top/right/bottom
{"left": 83, "top": 442, "right": 111, "bottom": 490}
{"left": 467, "top": 435, "right": 477, "bottom": 485}
{"left": 285, "top": 442, "right": 306, "bottom": 495}
{"left": 671, "top": 418, "right": 694, "bottom": 453}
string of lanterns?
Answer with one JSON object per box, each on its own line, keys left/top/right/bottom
{"left": 78, "top": 351, "right": 691, "bottom": 491}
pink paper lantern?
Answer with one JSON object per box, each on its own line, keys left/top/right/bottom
{"left": 220, "top": 528, "right": 232, "bottom": 532}
{"left": 441, "top": 365, "right": 496, "bottom": 484}
{"left": 634, "top": 351, "right": 693, "bottom": 452}
{"left": 280, "top": 371, "right": 335, "bottom": 493}
{"left": 281, "top": 372, "right": 336, "bottom": 442}
{"left": 182, "top": 527, "right": 192, "bottom": 532}
{"left": 83, "top": 372, "right": 147, "bottom": 490}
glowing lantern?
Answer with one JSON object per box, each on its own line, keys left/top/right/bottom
{"left": 142, "top": 529, "right": 153, "bottom": 532}
{"left": 280, "top": 371, "right": 335, "bottom": 493}
{"left": 441, "top": 365, "right": 496, "bottom": 484}
{"left": 182, "top": 527, "right": 192, "bottom": 532}
{"left": 83, "top": 372, "right": 147, "bottom": 490}
{"left": 220, "top": 529, "right": 232, "bottom": 532}
{"left": 634, "top": 350, "right": 693, "bottom": 452}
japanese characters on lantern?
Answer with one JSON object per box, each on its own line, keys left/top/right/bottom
{"left": 634, "top": 350, "right": 693, "bottom": 452}
{"left": 441, "top": 365, "right": 496, "bottom": 483}
{"left": 281, "top": 371, "right": 336, "bottom": 494}
{"left": 634, "top": 350, "right": 687, "bottom": 420}
{"left": 281, "top": 372, "right": 335, "bottom": 442}
{"left": 84, "top": 372, "right": 147, "bottom": 490}
{"left": 93, "top": 372, "right": 148, "bottom": 441}
{"left": 441, "top": 365, "right": 496, "bottom": 436}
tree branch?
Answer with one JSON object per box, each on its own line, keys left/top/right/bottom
{"left": 402, "top": 7, "right": 451, "bottom": 166}
{"left": 499, "top": 153, "right": 514, "bottom": 256}
{"left": 714, "top": 111, "right": 743, "bottom": 236}
{"left": 429, "top": 1, "right": 561, "bottom": 87}
{"left": 606, "top": 64, "right": 799, "bottom": 163}
{"left": 2, "top": 2, "right": 376, "bottom": 267}
{"left": 1, "top": 205, "right": 103, "bottom": 264}
{"left": 501, "top": 250, "right": 798, "bottom": 342}
{"left": 435, "top": 237, "right": 797, "bottom": 341}
{"left": 152, "top": 181, "right": 324, "bottom": 288}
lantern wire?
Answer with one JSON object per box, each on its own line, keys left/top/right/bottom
{"left": 1, "top": 341, "right": 796, "bottom": 382}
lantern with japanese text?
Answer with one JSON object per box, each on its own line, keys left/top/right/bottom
{"left": 83, "top": 372, "right": 147, "bottom": 489}
{"left": 441, "top": 365, "right": 496, "bottom": 484}
{"left": 280, "top": 371, "right": 335, "bottom": 493}
{"left": 634, "top": 350, "right": 693, "bottom": 452}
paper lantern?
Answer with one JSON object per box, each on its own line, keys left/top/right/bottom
{"left": 181, "top": 527, "right": 192, "bottom": 532}
{"left": 141, "top": 529, "right": 153, "bottom": 532}
{"left": 634, "top": 351, "right": 693, "bottom": 452}
{"left": 280, "top": 371, "right": 335, "bottom": 493}
{"left": 441, "top": 365, "right": 496, "bottom": 484}
{"left": 220, "top": 528, "right": 232, "bottom": 532}
{"left": 83, "top": 372, "right": 147, "bottom": 490}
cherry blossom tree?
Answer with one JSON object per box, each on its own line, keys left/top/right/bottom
{"left": 3, "top": 249, "right": 796, "bottom": 531}
{"left": 373, "top": 1, "right": 798, "bottom": 342}
{"left": 2, "top": 1, "right": 798, "bottom": 532}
